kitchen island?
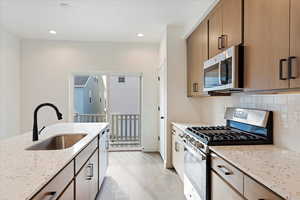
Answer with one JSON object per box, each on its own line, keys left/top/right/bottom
{"left": 0, "top": 122, "right": 109, "bottom": 200}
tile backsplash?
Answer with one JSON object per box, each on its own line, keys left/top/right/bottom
{"left": 195, "top": 93, "right": 300, "bottom": 153}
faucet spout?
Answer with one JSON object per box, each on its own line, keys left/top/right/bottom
{"left": 33, "top": 103, "right": 63, "bottom": 141}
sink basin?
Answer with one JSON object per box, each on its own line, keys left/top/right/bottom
{"left": 26, "top": 134, "right": 87, "bottom": 150}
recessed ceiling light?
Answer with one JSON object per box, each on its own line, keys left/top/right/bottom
{"left": 49, "top": 30, "right": 57, "bottom": 35}
{"left": 137, "top": 33, "right": 144, "bottom": 37}
{"left": 60, "top": 2, "right": 71, "bottom": 7}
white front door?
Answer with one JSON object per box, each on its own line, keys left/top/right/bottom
{"left": 159, "top": 63, "right": 167, "bottom": 160}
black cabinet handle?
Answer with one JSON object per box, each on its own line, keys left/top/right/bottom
{"left": 42, "top": 192, "right": 57, "bottom": 200}
{"left": 279, "top": 58, "right": 288, "bottom": 80}
{"left": 288, "top": 56, "right": 297, "bottom": 79}
{"left": 160, "top": 116, "right": 164, "bottom": 119}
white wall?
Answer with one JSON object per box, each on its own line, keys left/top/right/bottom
{"left": 21, "top": 40, "right": 159, "bottom": 151}
{"left": 109, "top": 75, "right": 140, "bottom": 114}
{"left": 0, "top": 27, "right": 21, "bottom": 139}
{"left": 160, "top": 26, "right": 204, "bottom": 167}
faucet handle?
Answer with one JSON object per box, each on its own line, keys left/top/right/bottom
{"left": 39, "top": 126, "right": 46, "bottom": 135}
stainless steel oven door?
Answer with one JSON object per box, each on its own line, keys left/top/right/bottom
{"left": 184, "top": 144, "right": 207, "bottom": 200}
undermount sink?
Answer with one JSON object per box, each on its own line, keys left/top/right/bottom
{"left": 26, "top": 134, "right": 87, "bottom": 150}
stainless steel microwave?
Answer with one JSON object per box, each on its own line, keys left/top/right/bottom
{"left": 203, "top": 46, "right": 243, "bottom": 92}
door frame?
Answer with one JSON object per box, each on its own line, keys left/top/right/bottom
{"left": 158, "top": 60, "right": 167, "bottom": 160}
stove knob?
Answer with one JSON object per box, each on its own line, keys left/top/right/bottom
{"left": 195, "top": 141, "right": 204, "bottom": 149}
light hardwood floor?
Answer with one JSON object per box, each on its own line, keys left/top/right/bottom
{"left": 97, "top": 151, "right": 186, "bottom": 200}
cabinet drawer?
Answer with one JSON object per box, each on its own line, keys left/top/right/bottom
{"left": 211, "top": 153, "right": 244, "bottom": 194}
{"left": 211, "top": 171, "right": 244, "bottom": 200}
{"left": 244, "top": 176, "right": 284, "bottom": 200}
{"left": 32, "top": 161, "right": 74, "bottom": 200}
{"left": 75, "top": 137, "right": 98, "bottom": 173}
{"left": 57, "top": 181, "right": 74, "bottom": 200}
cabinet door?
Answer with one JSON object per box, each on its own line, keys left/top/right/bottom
{"left": 244, "top": 0, "right": 290, "bottom": 90}
{"left": 172, "top": 133, "right": 177, "bottom": 168}
{"left": 187, "top": 20, "right": 208, "bottom": 97}
{"left": 290, "top": 0, "right": 300, "bottom": 88}
{"left": 99, "top": 134, "right": 106, "bottom": 187}
{"left": 176, "top": 139, "right": 184, "bottom": 181}
{"left": 209, "top": 3, "right": 223, "bottom": 58}
{"left": 76, "top": 161, "right": 91, "bottom": 200}
{"left": 244, "top": 176, "right": 284, "bottom": 200}
{"left": 89, "top": 149, "right": 99, "bottom": 200}
{"left": 58, "top": 182, "right": 74, "bottom": 200}
{"left": 211, "top": 171, "right": 244, "bottom": 200}
{"left": 222, "top": 0, "right": 242, "bottom": 48}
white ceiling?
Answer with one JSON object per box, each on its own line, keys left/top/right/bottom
{"left": 0, "top": 0, "right": 214, "bottom": 43}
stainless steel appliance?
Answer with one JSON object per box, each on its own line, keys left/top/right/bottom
{"left": 182, "top": 107, "right": 273, "bottom": 200}
{"left": 203, "top": 46, "right": 243, "bottom": 92}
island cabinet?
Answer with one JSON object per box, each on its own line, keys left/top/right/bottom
{"left": 187, "top": 19, "right": 208, "bottom": 97}
{"left": 76, "top": 149, "right": 99, "bottom": 200}
{"left": 99, "top": 129, "right": 109, "bottom": 187}
{"left": 30, "top": 127, "right": 109, "bottom": 200}
{"left": 31, "top": 161, "right": 74, "bottom": 200}
{"left": 171, "top": 126, "right": 184, "bottom": 181}
{"left": 244, "top": 0, "right": 300, "bottom": 90}
{"left": 211, "top": 153, "right": 284, "bottom": 200}
{"left": 208, "top": 0, "right": 243, "bottom": 58}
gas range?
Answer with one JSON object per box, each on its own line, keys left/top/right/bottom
{"left": 183, "top": 107, "right": 273, "bottom": 200}
{"left": 183, "top": 107, "right": 273, "bottom": 153}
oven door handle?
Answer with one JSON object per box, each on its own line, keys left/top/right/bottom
{"left": 184, "top": 144, "right": 206, "bottom": 161}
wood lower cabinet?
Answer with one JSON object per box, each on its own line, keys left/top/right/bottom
{"left": 290, "top": 0, "right": 300, "bottom": 88}
{"left": 187, "top": 20, "right": 208, "bottom": 97}
{"left": 76, "top": 149, "right": 99, "bottom": 200}
{"left": 211, "top": 152, "right": 285, "bottom": 200}
{"left": 244, "top": 0, "right": 290, "bottom": 90}
{"left": 211, "top": 171, "right": 244, "bottom": 200}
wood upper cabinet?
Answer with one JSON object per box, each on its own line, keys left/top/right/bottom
{"left": 222, "top": 0, "right": 243, "bottom": 48}
{"left": 187, "top": 19, "right": 208, "bottom": 97}
{"left": 208, "top": 4, "right": 223, "bottom": 58}
{"left": 208, "top": 0, "right": 242, "bottom": 58}
{"left": 244, "top": 0, "right": 290, "bottom": 90}
{"left": 290, "top": 0, "right": 300, "bottom": 88}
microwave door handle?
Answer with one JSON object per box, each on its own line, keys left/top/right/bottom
{"left": 218, "top": 62, "right": 222, "bottom": 85}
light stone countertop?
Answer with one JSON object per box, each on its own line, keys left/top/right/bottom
{"left": 0, "top": 122, "right": 109, "bottom": 200}
{"left": 172, "top": 122, "right": 300, "bottom": 200}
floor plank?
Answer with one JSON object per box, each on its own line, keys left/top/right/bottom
{"left": 97, "top": 151, "right": 186, "bottom": 200}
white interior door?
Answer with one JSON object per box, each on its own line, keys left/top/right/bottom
{"left": 159, "top": 63, "right": 167, "bottom": 160}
